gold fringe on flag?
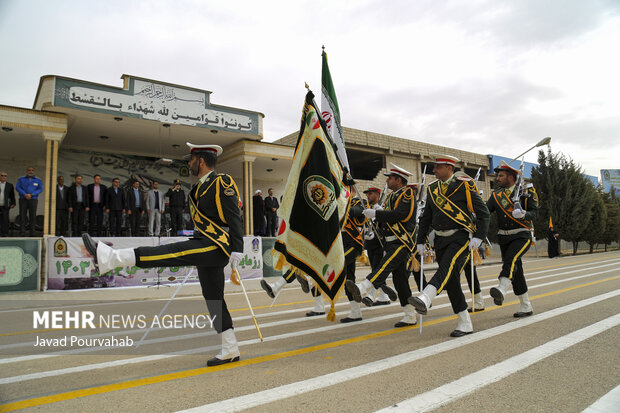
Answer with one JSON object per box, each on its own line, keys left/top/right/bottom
{"left": 424, "top": 254, "right": 433, "bottom": 264}
{"left": 484, "top": 244, "right": 492, "bottom": 257}
{"left": 357, "top": 251, "right": 369, "bottom": 265}
{"left": 326, "top": 301, "right": 336, "bottom": 322}
{"left": 472, "top": 248, "right": 483, "bottom": 266}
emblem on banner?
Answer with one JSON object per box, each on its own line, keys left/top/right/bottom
{"left": 251, "top": 238, "right": 260, "bottom": 252}
{"left": 303, "top": 175, "right": 337, "bottom": 221}
{"left": 54, "top": 238, "right": 68, "bottom": 257}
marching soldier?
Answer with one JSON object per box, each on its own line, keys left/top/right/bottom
{"left": 487, "top": 161, "right": 538, "bottom": 317}
{"left": 408, "top": 154, "right": 489, "bottom": 337}
{"left": 363, "top": 187, "right": 391, "bottom": 306}
{"left": 83, "top": 143, "right": 244, "bottom": 366}
{"left": 338, "top": 189, "right": 368, "bottom": 322}
{"left": 346, "top": 163, "right": 418, "bottom": 328}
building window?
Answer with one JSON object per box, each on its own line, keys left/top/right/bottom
{"left": 347, "top": 149, "right": 385, "bottom": 180}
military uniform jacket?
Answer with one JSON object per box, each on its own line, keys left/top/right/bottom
{"left": 418, "top": 177, "right": 489, "bottom": 249}
{"left": 342, "top": 198, "right": 367, "bottom": 248}
{"left": 487, "top": 185, "right": 538, "bottom": 242}
{"left": 189, "top": 171, "right": 243, "bottom": 254}
{"left": 375, "top": 186, "right": 416, "bottom": 251}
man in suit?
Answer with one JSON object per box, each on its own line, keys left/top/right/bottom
{"left": 105, "top": 177, "right": 126, "bottom": 237}
{"left": 16, "top": 166, "right": 43, "bottom": 237}
{"left": 264, "top": 188, "right": 279, "bottom": 236}
{"left": 0, "top": 171, "right": 16, "bottom": 237}
{"left": 83, "top": 143, "right": 244, "bottom": 366}
{"left": 87, "top": 174, "right": 107, "bottom": 236}
{"left": 55, "top": 176, "right": 70, "bottom": 236}
{"left": 126, "top": 180, "right": 145, "bottom": 236}
{"left": 68, "top": 175, "right": 89, "bottom": 236}
{"left": 147, "top": 181, "right": 165, "bottom": 236}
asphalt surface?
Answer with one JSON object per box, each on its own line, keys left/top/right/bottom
{"left": 0, "top": 251, "right": 619, "bottom": 412}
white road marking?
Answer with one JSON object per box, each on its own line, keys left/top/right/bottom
{"left": 582, "top": 383, "right": 620, "bottom": 413}
{"left": 378, "top": 313, "right": 620, "bottom": 412}
{"left": 175, "top": 289, "right": 620, "bottom": 413}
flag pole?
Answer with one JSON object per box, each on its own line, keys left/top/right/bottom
{"left": 233, "top": 268, "right": 263, "bottom": 341}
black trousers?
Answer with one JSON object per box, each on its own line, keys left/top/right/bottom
{"left": 266, "top": 212, "right": 277, "bottom": 236}
{"left": 499, "top": 236, "right": 532, "bottom": 296}
{"left": 128, "top": 208, "right": 142, "bottom": 236}
{"left": 367, "top": 242, "right": 411, "bottom": 307}
{"left": 343, "top": 240, "right": 363, "bottom": 302}
{"left": 56, "top": 208, "right": 68, "bottom": 236}
{"left": 0, "top": 206, "right": 9, "bottom": 236}
{"left": 109, "top": 210, "right": 123, "bottom": 237}
{"left": 169, "top": 207, "right": 184, "bottom": 235}
{"left": 135, "top": 238, "right": 232, "bottom": 333}
{"left": 366, "top": 243, "right": 383, "bottom": 273}
{"left": 71, "top": 204, "right": 86, "bottom": 236}
{"left": 19, "top": 198, "right": 37, "bottom": 235}
{"left": 89, "top": 203, "right": 104, "bottom": 236}
{"left": 461, "top": 257, "right": 481, "bottom": 294}
{"left": 428, "top": 236, "right": 471, "bottom": 314}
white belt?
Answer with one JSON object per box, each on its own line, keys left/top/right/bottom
{"left": 385, "top": 235, "right": 398, "bottom": 242}
{"left": 435, "top": 229, "right": 462, "bottom": 237}
{"left": 498, "top": 228, "right": 530, "bottom": 235}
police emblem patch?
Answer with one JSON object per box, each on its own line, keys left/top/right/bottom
{"left": 54, "top": 238, "right": 68, "bottom": 257}
{"left": 303, "top": 175, "right": 337, "bottom": 221}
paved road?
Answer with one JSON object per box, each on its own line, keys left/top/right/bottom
{"left": 0, "top": 251, "right": 619, "bottom": 412}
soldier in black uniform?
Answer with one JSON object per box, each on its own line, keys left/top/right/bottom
{"left": 363, "top": 187, "right": 391, "bottom": 306}
{"left": 408, "top": 154, "right": 489, "bottom": 337}
{"left": 347, "top": 163, "right": 418, "bottom": 328}
{"left": 166, "top": 179, "right": 186, "bottom": 235}
{"left": 83, "top": 143, "right": 244, "bottom": 366}
{"left": 338, "top": 191, "right": 368, "bottom": 322}
{"left": 487, "top": 161, "right": 538, "bottom": 317}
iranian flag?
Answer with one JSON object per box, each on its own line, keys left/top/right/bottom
{"left": 273, "top": 91, "right": 351, "bottom": 319}
{"left": 321, "top": 48, "right": 350, "bottom": 170}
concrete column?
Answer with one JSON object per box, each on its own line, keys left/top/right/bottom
{"left": 240, "top": 156, "right": 256, "bottom": 236}
{"left": 42, "top": 131, "right": 64, "bottom": 236}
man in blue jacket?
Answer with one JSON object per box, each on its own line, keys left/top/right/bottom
{"left": 16, "top": 166, "right": 43, "bottom": 236}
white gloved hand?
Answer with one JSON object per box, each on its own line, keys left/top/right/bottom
{"left": 363, "top": 209, "right": 376, "bottom": 219}
{"left": 373, "top": 203, "right": 383, "bottom": 211}
{"left": 229, "top": 252, "right": 244, "bottom": 270}
{"left": 469, "top": 237, "right": 483, "bottom": 250}
{"left": 512, "top": 208, "right": 526, "bottom": 219}
{"left": 417, "top": 244, "right": 425, "bottom": 256}
{"left": 364, "top": 231, "right": 375, "bottom": 240}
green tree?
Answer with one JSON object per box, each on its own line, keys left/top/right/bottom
{"left": 600, "top": 191, "right": 620, "bottom": 251}
{"left": 582, "top": 185, "right": 607, "bottom": 253}
{"left": 531, "top": 150, "right": 595, "bottom": 255}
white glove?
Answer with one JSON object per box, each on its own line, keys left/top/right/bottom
{"left": 373, "top": 204, "right": 383, "bottom": 211}
{"left": 364, "top": 230, "right": 375, "bottom": 241}
{"left": 416, "top": 244, "right": 425, "bottom": 256}
{"left": 229, "top": 252, "right": 244, "bottom": 270}
{"left": 469, "top": 237, "right": 483, "bottom": 250}
{"left": 363, "top": 209, "right": 376, "bottom": 219}
{"left": 512, "top": 208, "right": 526, "bottom": 219}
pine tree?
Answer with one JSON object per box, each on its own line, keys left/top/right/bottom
{"left": 531, "top": 150, "right": 594, "bottom": 255}
{"left": 600, "top": 191, "right": 620, "bottom": 251}
{"left": 582, "top": 185, "right": 607, "bottom": 253}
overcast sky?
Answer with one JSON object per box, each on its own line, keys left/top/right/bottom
{"left": 1, "top": 0, "right": 619, "bottom": 178}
